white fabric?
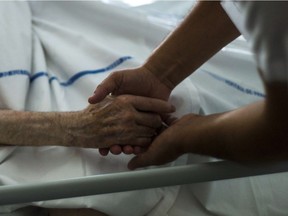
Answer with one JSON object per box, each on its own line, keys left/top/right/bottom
{"left": 0, "top": 1, "right": 288, "bottom": 216}
{"left": 221, "top": 1, "right": 249, "bottom": 40}
{"left": 0, "top": 1, "right": 199, "bottom": 216}
{"left": 222, "top": 1, "right": 288, "bottom": 83}
{"left": 169, "top": 37, "right": 288, "bottom": 216}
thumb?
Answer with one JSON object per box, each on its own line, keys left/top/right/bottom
{"left": 128, "top": 153, "right": 155, "bottom": 170}
{"left": 128, "top": 142, "right": 172, "bottom": 170}
{"left": 88, "top": 72, "right": 123, "bottom": 104}
{"left": 128, "top": 133, "right": 181, "bottom": 170}
{"left": 88, "top": 84, "right": 111, "bottom": 104}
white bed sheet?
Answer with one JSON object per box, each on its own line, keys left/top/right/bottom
{"left": 0, "top": 1, "right": 288, "bottom": 216}
{"left": 0, "top": 1, "right": 197, "bottom": 216}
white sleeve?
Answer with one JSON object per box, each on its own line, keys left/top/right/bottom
{"left": 222, "top": 1, "right": 288, "bottom": 83}
{"left": 221, "top": 1, "right": 249, "bottom": 40}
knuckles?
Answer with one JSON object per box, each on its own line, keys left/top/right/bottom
{"left": 80, "top": 94, "right": 163, "bottom": 148}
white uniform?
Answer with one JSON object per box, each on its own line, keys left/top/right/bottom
{"left": 222, "top": 1, "right": 288, "bottom": 83}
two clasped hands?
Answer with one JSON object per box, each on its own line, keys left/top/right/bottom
{"left": 88, "top": 66, "right": 189, "bottom": 170}
{"left": 88, "top": 1, "right": 288, "bottom": 170}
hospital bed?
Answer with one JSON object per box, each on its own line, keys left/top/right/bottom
{"left": 1, "top": 1, "right": 288, "bottom": 216}
{"left": 1, "top": 161, "right": 288, "bottom": 206}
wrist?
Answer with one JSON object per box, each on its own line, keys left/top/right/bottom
{"left": 35, "top": 112, "right": 74, "bottom": 147}
{"left": 179, "top": 113, "right": 223, "bottom": 157}
{"left": 59, "top": 107, "right": 104, "bottom": 148}
{"left": 58, "top": 111, "right": 84, "bottom": 148}
{"left": 144, "top": 44, "right": 190, "bottom": 90}
{"left": 143, "top": 57, "right": 181, "bottom": 90}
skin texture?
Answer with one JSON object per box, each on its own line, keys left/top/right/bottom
{"left": 89, "top": 1, "right": 288, "bottom": 170}
{"left": 0, "top": 95, "right": 175, "bottom": 148}
{"left": 91, "top": 1, "right": 240, "bottom": 156}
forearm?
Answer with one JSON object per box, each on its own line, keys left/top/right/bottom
{"left": 188, "top": 88, "right": 288, "bottom": 161}
{"left": 0, "top": 110, "right": 73, "bottom": 147}
{"left": 0, "top": 95, "right": 175, "bottom": 149}
{"left": 204, "top": 101, "right": 278, "bottom": 161}
{"left": 144, "top": 1, "right": 240, "bottom": 89}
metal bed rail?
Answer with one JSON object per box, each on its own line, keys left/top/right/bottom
{"left": 1, "top": 160, "right": 288, "bottom": 205}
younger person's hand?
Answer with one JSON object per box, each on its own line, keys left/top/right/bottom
{"left": 88, "top": 66, "right": 173, "bottom": 104}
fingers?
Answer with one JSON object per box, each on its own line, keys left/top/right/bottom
{"left": 135, "top": 112, "right": 163, "bottom": 129}
{"left": 88, "top": 72, "right": 123, "bottom": 104}
{"left": 99, "top": 145, "right": 147, "bottom": 156}
{"left": 117, "top": 94, "right": 175, "bottom": 129}
{"left": 126, "top": 95, "right": 175, "bottom": 114}
{"left": 128, "top": 151, "right": 155, "bottom": 170}
{"left": 99, "top": 148, "right": 109, "bottom": 156}
{"left": 116, "top": 126, "right": 155, "bottom": 146}
{"left": 100, "top": 123, "right": 156, "bottom": 146}
{"left": 161, "top": 113, "right": 178, "bottom": 126}
{"left": 126, "top": 136, "right": 167, "bottom": 169}
{"left": 127, "top": 133, "right": 180, "bottom": 170}
{"left": 133, "top": 146, "right": 146, "bottom": 155}
{"left": 123, "top": 145, "right": 146, "bottom": 155}
{"left": 97, "top": 126, "right": 153, "bottom": 156}
{"left": 99, "top": 146, "right": 123, "bottom": 156}
{"left": 128, "top": 147, "right": 169, "bottom": 170}
{"left": 110, "top": 145, "right": 123, "bottom": 155}
{"left": 88, "top": 84, "right": 110, "bottom": 104}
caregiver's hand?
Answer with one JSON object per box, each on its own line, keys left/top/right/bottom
{"left": 127, "top": 113, "right": 216, "bottom": 170}
{"left": 127, "top": 114, "right": 197, "bottom": 169}
{"left": 88, "top": 66, "right": 174, "bottom": 155}
{"left": 88, "top": 66, "right": 173, "bottom": 103}
{"left": 128, "top": 96, "right": 288, "bottom": 170}
{"left": 65, "top": 95, "right": 175, "bottom": 149}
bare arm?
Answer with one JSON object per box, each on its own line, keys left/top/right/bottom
{"left": 129, "top": 82, "right": 288, "bottom": 169}
{"left": 206, "top": 82, "right": 288, "bottom": 161}
{"left": 186, "top": 81, "right": 288, "bottom": 162}
{"left": 0, "top": 110, "right": 67, "bottom": 147}
{"left": 126, "top": 2, "right": 288, "bottom": 169}
{"left": 0, "top": 95, "right": 175, "bottom": 148}
{"left": 144, "top": 1, "right": 240, "bottom": 89}
{"left": 89, "top": 1, "right": 240, "bottom": 103}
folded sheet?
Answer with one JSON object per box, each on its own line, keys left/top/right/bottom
{"left": 0, "top": 2, "right": 199, "bottom": 215}
{"left": 1, "top": 1, "right": 287, "bottom": 216}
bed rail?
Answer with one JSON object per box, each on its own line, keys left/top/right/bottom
{"left": 1, "top": 160, "right": 288, "bottom": 205}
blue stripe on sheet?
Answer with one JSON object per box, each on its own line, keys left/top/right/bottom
{"left": 203, "top": 70, "right": 266, "bottom": 98}
{"left": 0, "top": 56, "right": 132, "bottom": 86}
{"left": 0, "top": 70, "right": 30, "bottom": 78}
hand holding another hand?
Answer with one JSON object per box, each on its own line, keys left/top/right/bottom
{"left": 64, "top": 95, "right": 175, "bottom": 149}
{"left": 127, "top": 113, "right": 214, "bottom": 170}
{"left": 88, "top": 66, "right": 175, "bottom": 155}
{"left": 88, "top": 66, "right": 173, "bottom": 103}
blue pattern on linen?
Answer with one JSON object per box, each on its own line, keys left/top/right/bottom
{"left": 203, "top": 70, "right": 265, "bottom": 98}
{"left": 0, "top": 56, "right": 132, "bottom": 86}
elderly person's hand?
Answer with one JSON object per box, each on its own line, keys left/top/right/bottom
{"left": 63, "top": 95, "right": 175, "bottom": 149}
{"left": 88, "top": 66, "right": 175, "bottom": 155}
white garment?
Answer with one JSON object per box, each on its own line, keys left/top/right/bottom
{"left": 222, "top": 1, "right": 288, "bottom": 83}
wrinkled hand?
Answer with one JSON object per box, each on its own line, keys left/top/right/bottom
{"left": 65, "top": 95, "right": 175, "bottom": 149}
{"left": 88, "top": 66, "right": 174, "bottom": 155}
